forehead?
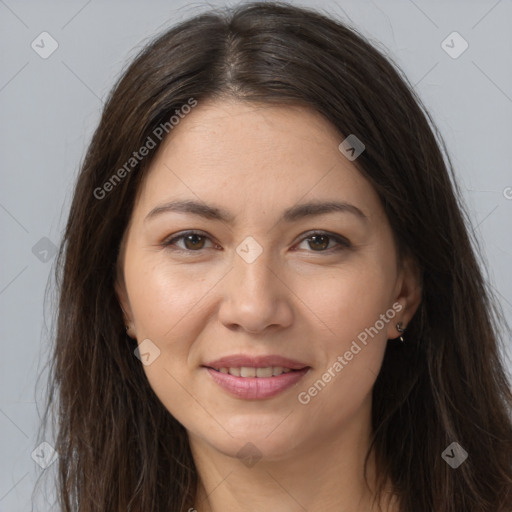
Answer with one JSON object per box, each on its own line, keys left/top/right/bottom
{"left": 133, "top": 99, "right": 383, "bottom": 223}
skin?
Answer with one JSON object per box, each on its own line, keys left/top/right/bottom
{"left": 116, "top": 99, "right": 421, "bottom": 512}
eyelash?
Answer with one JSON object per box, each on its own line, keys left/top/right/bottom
{"left": 161, "top": 230, "right": 351, "bottom": 254}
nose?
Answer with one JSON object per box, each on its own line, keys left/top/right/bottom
{"left": 217, "top": 246, "right": 294, "bottom": 334}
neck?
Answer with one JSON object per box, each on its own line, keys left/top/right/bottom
{"left": 188, "top": 402, "right": 398, "bottom": 512}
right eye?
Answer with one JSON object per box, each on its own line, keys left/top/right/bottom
{"left": 161, "top": 230, "right": 219, "bottom": 252}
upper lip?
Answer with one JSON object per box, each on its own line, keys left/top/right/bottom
{"left": 203, "top": 355, "right": 309, "bottom": 370}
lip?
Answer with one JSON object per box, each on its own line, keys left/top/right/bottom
{"left": 203, "top": 354, "right": 309, "bottom": 370}
{"left": 205, "top": 367, "right": 310, "bottom": 400}
{"left": 202, "top": 354, "right": 311, "bottom": 400}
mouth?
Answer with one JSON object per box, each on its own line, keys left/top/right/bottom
{"left": 206, "top": 366, "right": 303, "bottom": 377}
{"left": 202, "top": 355, "right": 311, "bottom": 399}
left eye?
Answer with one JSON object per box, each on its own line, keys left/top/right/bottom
{"left": 295, "top": 232, "right": 350, "bottom": 252}
{"left": 162, "top": 230, "right": 350, "bottom": 253}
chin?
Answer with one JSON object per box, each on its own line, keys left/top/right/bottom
{"left": 193, "top": 418, "right": 305, "bottom": 462}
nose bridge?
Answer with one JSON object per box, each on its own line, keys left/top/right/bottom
{"left": 218, "top": 235, "right": 293, "bottom": 332}
{"left": 232, "top": 235, "right": 278, "bottom": 299}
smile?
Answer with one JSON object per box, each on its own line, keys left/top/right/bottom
{"left": 209, "top": 366, "right": 295, "bottom": 377}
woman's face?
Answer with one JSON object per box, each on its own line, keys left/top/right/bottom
{"left": 117, "top": 99, "right": 420, "bottom": 460}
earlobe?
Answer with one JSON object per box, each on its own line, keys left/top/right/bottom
{"left": 115, "top": 277, "right": 135, "bottom": 337}
{"left": 388, "top": 255, "right": 422, "bottom": 340}
{"left": 115, "top": 238, "right": 138, "bottom": 339}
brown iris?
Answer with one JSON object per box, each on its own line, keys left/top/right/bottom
{"left": 307, "top": 234, "right": 330, "bottom": 251}
{"left": 183, "top": 234, "right": 206, "bottom": 250}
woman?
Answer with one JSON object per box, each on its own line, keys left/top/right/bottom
{"left": 37, "top": 2, "right": 512, "bottom": 511}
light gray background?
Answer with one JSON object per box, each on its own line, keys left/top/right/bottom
{"left": 1, "top": 0, "right": 511, "bottom": 509}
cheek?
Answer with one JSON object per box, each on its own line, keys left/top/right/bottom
{"left": 302, "top": 256, "right": 396, "bottom": 340}
{"left": 123, "top": 253, "right": 216, "bottom": 384}
{"left": 293, "top": 258, "right": 396, "bottom": 410}
{"left": 125, "top": 253, "right": 216, "bottom": 341}
{"left": 124, "top": 256, "right": 219, "bottom": 428}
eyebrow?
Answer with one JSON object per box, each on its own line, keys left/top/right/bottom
{"left": 144, "top": 199, "right": 368, "bottom": 224}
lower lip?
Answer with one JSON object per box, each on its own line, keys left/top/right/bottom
{"left": 205, "top": 367, "right": 310, "bottom": 400}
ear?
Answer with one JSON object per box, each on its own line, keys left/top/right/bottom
{"left": 115, "top": 264, "right": 136, "bottom": 338}
{"left": 387, "top": 254, "right": 422, "bottom": 340}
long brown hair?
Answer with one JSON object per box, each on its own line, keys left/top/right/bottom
{"left": 35, "top": 2, "right": 512, "bottom": 510}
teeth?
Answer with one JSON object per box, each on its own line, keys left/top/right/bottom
{"left": 256, "top": 367, "right": 273, "bottom": 377}
{"left": 240, "top": 367, "right": 256, "bottom": 377}
{"left": 217, "top": 366, "right": 295, "bottom": 377}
